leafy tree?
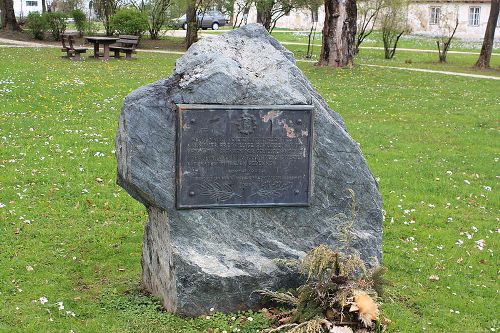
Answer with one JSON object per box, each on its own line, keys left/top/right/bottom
{"left": 45, "top": 12, "right": 68, "bottom": 40}
{"left": 380, "top": 0, "right": 409, "bottom": 59}
{"left": 94, "top": 0, "right": 123, "bottom": 35}
{"left": 71, "top": 9, "right": 87, "bottom": 37}
{"left": 475, "top": 0, "right": 499, "bottom": 68}
{"left": 27, "top": 12, "right": 48, "bottom": 40}
{"left": 318, "top": 0, "right": 357, "bottom": 68}
{"left": 110, "top": 8, "right": 149, "bottom": 36}
{"left": 131, "top": 0, "right": 173, "bottom": 39}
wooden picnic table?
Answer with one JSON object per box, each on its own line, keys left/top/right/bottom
{"left": 84, "top": 36, "right": 119, "bottom": 60}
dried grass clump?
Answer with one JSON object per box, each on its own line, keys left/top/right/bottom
{"left": 259, "top": 190, "right": 389, "bottom": 333}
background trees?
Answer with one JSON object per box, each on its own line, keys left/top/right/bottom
{"left": 317, "top": 0, "right": 357, "bottom": 67}
{"left": 131, "top": 0, "right": 173, "bottom": 39}
{"left": 255, "top": 0, "right": 309, "bottom": 32}
{"left": 93, "top": 0, "right": 122, "bottom": 35}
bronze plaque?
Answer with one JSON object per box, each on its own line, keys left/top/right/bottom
{"left": 176, "top": 104, "right": 313, "bottom": 209}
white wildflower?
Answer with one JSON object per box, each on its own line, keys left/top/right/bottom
{"left": 475, "top": 239, "right": 486, "bottom": 251}
{"left": 39, "top": 297, "right": 48, "bottom": 304}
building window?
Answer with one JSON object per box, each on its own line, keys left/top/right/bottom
{"left": 430, "top": 7, "right": 441, "bottom": 25}
{"left": 469, "top": 7, "right": 480, "bottom": 26}
{"left": 26, "top": 0, "right": 38, "bottom": 6}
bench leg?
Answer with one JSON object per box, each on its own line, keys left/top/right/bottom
{"left": 71, "top": 53, "right": 82, "bottom": 61}
{"left": 113, "top": 50, "right": 121, "bottom": 58}
{"left": 125, "top": 51, "right": 132, "bottom": 59}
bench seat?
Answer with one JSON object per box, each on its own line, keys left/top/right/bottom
{"left": 109, "top": 35, "right": 139, "bottom": 59}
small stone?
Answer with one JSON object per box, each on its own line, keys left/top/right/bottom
{"left": 429, "top": 275, "right": 440, "bottom": 281}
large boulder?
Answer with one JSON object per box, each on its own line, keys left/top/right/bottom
{"left": 116, "top": 24, "right": 383, "bottom": 316}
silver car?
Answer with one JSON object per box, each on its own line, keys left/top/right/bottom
{"left": 175, "top": 10, "right": 228, "bottom": 30}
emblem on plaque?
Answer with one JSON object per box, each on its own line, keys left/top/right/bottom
{"left": 237, "top": 113, "right": 257, "bottom": 135}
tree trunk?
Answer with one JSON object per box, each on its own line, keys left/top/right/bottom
{"left": 0, "top": 0, "right": 6, "bottom": 28}
{"left": 2, "top": 0, "right": 20, "bottom": 31}
{"left": 318, "top": 0, "right": 357, "bottom": 68}
{"left": 475, "top": 0, "right": 499, "bottom": 69}
{"left": 185, "top": 0, "right": 198, "bottom": 49}
{"left": 42, "top": 0, "right": 46, "bottom": 13}
{"left": 256, "top": 7, "right": 272, "bottom": 31}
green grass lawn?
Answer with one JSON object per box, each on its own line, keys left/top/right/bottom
{"left": 0, "top": 47, "right": 498, "bottom": 333}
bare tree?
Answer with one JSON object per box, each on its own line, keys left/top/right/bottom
{"left": 355, "top": 0, "right": 384, "bottom": 54}
{"left": 435, "top": 8, "right": 459, "bottom": 63}
{"left": 232, "top": 0, "right": 252, "bottom": 28}
{"left": 380, "top": 0, "right": 408, "bottom": 59}
{"left": 0, "top": 0, "right": 20, "bottom": 31}
{"left": 475, "top": 0, "right": 499, "bottom": 68}
{"left": 94, "top": 0, "right": 122, "bottom": 35}
{"left": 305, "top": 0, "right": 322, "bottom": 58}
{"left": 132, "top": 0, "right": 173, "bottom": 39}
{"left": 256, "top": 0, "right": 308, "bottom": 32}
{"left": 317, "top": 0, "right": 357, "bottom": 68}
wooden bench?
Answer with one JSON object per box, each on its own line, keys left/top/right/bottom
{"left": 60, "top": 34, "right": 87, "bottom": 60}
{"left": 109, "top": 35, "right": 139, "bottom": 59}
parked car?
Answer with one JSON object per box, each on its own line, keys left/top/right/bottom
{"left": 174, "top": 10, "right": 228, "bottom": 30}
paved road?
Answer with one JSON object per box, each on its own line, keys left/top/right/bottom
{"left": 1, "top": 37, "right": 498, "bottom": 81}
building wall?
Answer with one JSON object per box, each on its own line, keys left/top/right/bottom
{"left": 408, "top": 2, "right": 499, "bottom": 39}
{"left": 12, "top": 0, "right": 94, "bottom": 20}
{"left": 242, "top": 6, "right": 325, "bottom": 31}
{"left": 14, "top": 0, "right": 43, "bottom": 19}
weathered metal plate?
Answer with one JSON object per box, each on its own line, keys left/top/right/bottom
{"left": 176, "top": 104, "right": 314, "bottom": 209}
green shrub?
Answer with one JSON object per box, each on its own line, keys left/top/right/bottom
{"left": 44, "top": 12, "right": 67, "bottom": 41}
{"left": 71, "top": 9, "right": 86, "bottom": 37}
{"left": 110, "top": 8, "right": 149, "bottom": 37}
{"left": 27, "top": 12, "right": 47, "bottom": 40}
{"left": 84, "top": 20, "right": 100, "bottom": 36}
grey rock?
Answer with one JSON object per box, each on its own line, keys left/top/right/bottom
{"left": 116, "top": 24, "right": 383, "bottom": 316}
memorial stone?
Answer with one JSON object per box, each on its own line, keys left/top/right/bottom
{"left": 116, "top": 24, "right": 383, "bottom": 316}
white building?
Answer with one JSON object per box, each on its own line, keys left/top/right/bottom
{"left": 12, "top": 0, "right": 93, "bottom": 20}
{"left": 13, "top": 0, "right": 43, "bottom": 19}
{"left": 408, "top": 0, "right": 499, "bottom": 39}
{"left": 237, "top": 0, "right": 499, "bottom": 40}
